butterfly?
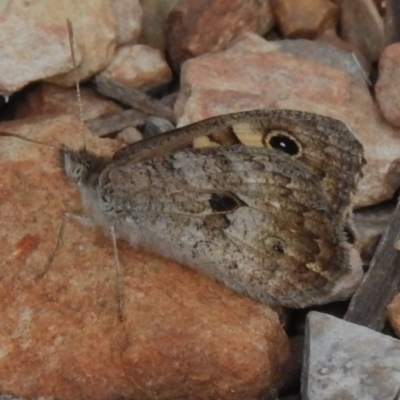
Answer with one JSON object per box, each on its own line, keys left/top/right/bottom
{"left": 59, "top": 108, "right": 365, "bottom": 308}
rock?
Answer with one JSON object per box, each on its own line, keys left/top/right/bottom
{"left": 0, "top": 116, "right": 289, "bottom": 400}
{"left": 302, "top": 312, "right": 400, "bottom": 400}
{"left": 340, "top": 0, "right": 384, "bottom": 62}
{"left": 3, "top": 0, "right": 117, "bottom": 87}
{"left": 373, "top": 0, "right": 386, "bottom": 14}
{"left": 15, "top": 83, "right": 123, "bottom": 121}
{"left": 271, "top": 0, "right": 339, "bottom": 39}
{"left": 160, "top": 91, "right": 179, "bottom": 109}
{"left": 388, "top": 293, "right": 400, "bottom": 338}
{"left": 279, "top": 336, "right": 303, "bottom": 397}
{"left": 0, "top": 396, "right": 39, "bottom": 400}
{"left": 166, "top": 0, "right": 274, "bottom": 70}
{"left": 140, "top": 0, "right": 180, "bottom": 50}
{"left": 376, "top": 43, "right": 400, "bottom": 127}
{"left": 98, "top": 44, "right": 172, "bottom": 91}
{"left": 353, "top": 202, "right": 394, "bottom": 263}
{"left": 46, "top": 2, "right": 117, "bottom": 86}
{"left": 111, "top": 0, "right": 143, "bottom": 45}
{"left": 175, "top": 32, "right": 400, "bottom": 208}
{"left": 116, "top": 126, "right": 143, "bottom": 144}
{"left": 384, "top": 0, "right": 400, "bottom": 45}
{"left": 0, "top": 14, "right": 80, "bottom": 96}
{"left": 143, "top": 116, "right": 175, "bottom": 138}
{"left": 318, "top": 29, "right": 370, "bottom": 69}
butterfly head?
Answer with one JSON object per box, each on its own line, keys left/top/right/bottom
{"left": 60, "top": 145, "right": 110, "bottom": 188}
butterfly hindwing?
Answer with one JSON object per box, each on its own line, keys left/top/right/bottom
{"left": 99, "top": 145, "right": 356, "bottom": 307}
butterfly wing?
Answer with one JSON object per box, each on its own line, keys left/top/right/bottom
{"left": 100, "top": 145, "right": 360, "bottom": 308}
{"left": 112, "top": 110, "right": 364, "bottom": 218}
{"left": 222, "top": 110, "right": 365, "bottom": 217}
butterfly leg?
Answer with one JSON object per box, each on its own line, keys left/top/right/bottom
{"left": 35, "top": 213, "right": 125, "bottom": 323}
{"left": 35, "top": 212, "right": 93, "bottom": 279}
{"left": 110, "top": 225, "right": 124, "bottom": 322}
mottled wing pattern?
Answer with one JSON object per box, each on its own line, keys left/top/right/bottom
{"left": 191, "top": 110, "right": 365, "bottom": 218}
{"left": 100, "top": 145, "right": 352, "bottom": 308}
{"left": 112, "top": 110, "right": 365, "bottom": 219}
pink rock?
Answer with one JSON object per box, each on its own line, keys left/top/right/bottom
{"left": 117, "top": 126, "right": 143, "bottom": 144}
{"left": 318, "top": 29, "right": 369, "bottom": 66}
{"left": 340, "top": 0, "right": 384, "bottom": 62}
{"left": 98, "top": 44, "right": 172, "bottom": 91}
{"left": 271, "top": 0, "right": 339, "bottom": 39}
{"left": 111, "top": 0, "right": 143, "bottom": 45}
{"left": 0, "top": 14, "right": 80, "bottom": 95}
{"left": 387, "top": 293, "right": 400, "bottom": 338}
{"left": 175, "top": 33, "right": 400, "bottom": 208}
{"left": 0, "top": 116, "right": 289, "bottom": 400}
{"left": 15, "top": 83, "right": 123, "bottom": 122}
{"left": 376, "top": 43, "right": 400, "bottom": 127}
{"left": 2, "top": 0, "right": 118, "bottom": 86}
{"left": 166, "top": 0, "right": 274, "bottom": 70}
{"left": 140, "top": 0, "right": 181, "bottom": 50}
{"left": 384, "top": 0, "right": 400, "bottom": 45}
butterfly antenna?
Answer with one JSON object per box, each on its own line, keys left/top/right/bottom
{"left": 0, "top": 131, "right": 58, "bottom": 149}
{"left": 67, "top": 19, "right": 86, "bottom": 150}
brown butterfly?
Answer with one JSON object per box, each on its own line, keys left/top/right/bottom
{"left": 59, "top": 109, "right": 364, "bottom": 308}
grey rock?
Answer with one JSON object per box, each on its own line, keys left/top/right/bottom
{"left": 144, "top": 115, "right": 174, "bottom": 138}
{"left": 302, "top": 312, "right": 400, "bottom": 400}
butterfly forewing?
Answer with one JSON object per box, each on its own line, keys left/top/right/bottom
{"left": 113, "top": 110, "right": 364, "bottom": 220}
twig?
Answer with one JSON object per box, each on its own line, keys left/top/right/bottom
{"left": 344, "top": 196, "right": 400, "bottom": 331}
{"left": 94, "top": 76, "right": 175, "bottom": 123}
{"left": 86, "top": 109, "right": 146, "bottom": 137}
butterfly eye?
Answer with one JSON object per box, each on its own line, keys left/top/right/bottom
{"left": 264, "top": 133, "right": 300, "bottom": 156}
{"left": 72, "top": 164, "right": 86, "bottom": 180}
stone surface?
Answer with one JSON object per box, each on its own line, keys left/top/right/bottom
{"left": 353, "top": 202, "right": 394, "bottom": 263}
{"left": 0, "top": 14, "right": 79, "bottom": 95}
{"left": 340, "top": 0, "right": 384, "bottom": 62}
{"left": 98, "top": 44, "right": 172, "bottom": 91}
{"left": 279, "top": 336, "right": 303, "bottom": 397}
{"left": 374, "top": 0, "right": 386, "bottom": 14}
{"left": 111, "top": 0, "right": 143, "bottom": 45}
{"left": 175, "top": 33, "right": 400, "bottom": 208}
{"left": 117, "top": 126, "right": 143, "bottom": 144}
{"left": 140, "top": 0, "right": 180, "bottom": 50}
{"left": 143, "top": 116, "right": 175, "bottom": 138}
{"left": 271, "top": 0, "right": 339, "bottom": 39}
{"left": 376, "top": 43, "right": 400, "bottom": 127}
{"left": 385, "top": 0, "right": 400, "bottom": 46}
{"left": 166, "top": 0, "right": 274, "bottom": 70}
{"left": 3, "top": 0, "right": 118, "bottom": 86}
{"left": 15, "top": 83, "right": 123, "bottom": 122}
{"left": 302, "top": 312, "right": 400, "bottom": 400}
{"left": 0, "top": 116, "right": 289, "bottom": 400}
{"left": 0, "top": 397, "right": 43, "bottom": 400}
{"left": 317, "top": 29, "right": 371, "bottom": 78}
{"left": 388, "top": 293, "right": 400, "bottom": 338}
